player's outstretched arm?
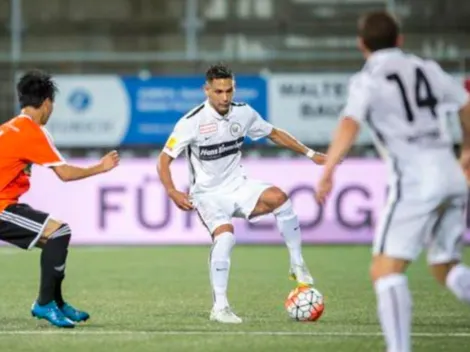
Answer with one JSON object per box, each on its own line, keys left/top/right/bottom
{"left": 322, "top": 117, "right": 360, "bottom": 176}
{"left": 267, "top": 128, "right": 326, "bottom": 165}
{"left": 156, "top": 152, "right": 193, "bottom": 211}
{"left": 315, "top": 72, "right": 371, "bottom": 203}
{"left": 51, "top": 150, "right": 120, "bottom": 182}
{"left": 315, "top": 117, "right": 360, "bottom": 204}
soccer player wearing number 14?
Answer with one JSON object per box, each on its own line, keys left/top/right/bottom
{"left": 316, "top": 11, "right": 470, "bottom": 352}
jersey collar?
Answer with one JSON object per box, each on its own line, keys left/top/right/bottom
{"left": 364, "top": 47, "right": 402, "bottom": 71}
{"left": 205, "top": 100, "right": 232, "bottom": 120}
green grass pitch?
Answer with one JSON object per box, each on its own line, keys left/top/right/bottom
{"left": 0, "top": 245, "right": 469, "bottom": 352}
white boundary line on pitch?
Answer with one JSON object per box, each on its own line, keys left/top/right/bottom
{"left": 0, "top": 331, "right": 469, "bottom": 337}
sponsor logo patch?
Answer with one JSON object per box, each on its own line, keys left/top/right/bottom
{"left": 199, "top": 123, "right": 218, "bottom": 134}
{"left": 199, "top": 137, "right": 245, "bottom": 161}
{"left": 165, "top": 136, "right": 177, "bottom": 150}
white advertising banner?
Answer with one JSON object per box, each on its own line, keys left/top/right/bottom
{"left": 268, "top": 73, "right": 464, "bottom": 145}
{"left": 47, "top": 75, "right": 131, "bottom": 147}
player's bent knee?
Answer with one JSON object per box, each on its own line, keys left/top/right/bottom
{"left": 41, "top": 218, "right": 64, "bottom": 239}
{"left": 213, "top": 224, "right": 234, "bottom": 238}
{"left": 269, "top": 187, "right": 289, "bottom": 208}
{"left": 370, "top": 255, "right": 409, "bottom": 282}
{"left": 430, "top": 261, "right": 459, "bottom": 286}
{"left": 42, "top": 222, "right": 72, "bottom": 243}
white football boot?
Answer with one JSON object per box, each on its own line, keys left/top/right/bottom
{"left": 289, "top": 263, "right": 315, "bottom": 287}
{"left": 210, "top": 306, "right": 243, "bottom": 324}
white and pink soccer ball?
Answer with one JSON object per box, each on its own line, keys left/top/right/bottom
{"left": 285, "top": 286, "right": 325, "bottom": 322}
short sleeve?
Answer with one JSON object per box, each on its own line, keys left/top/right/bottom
{"left": 163, "top": 117, "right": 197, "bottom": 158}
{"left": 246, "top": 106, "right": 273, "bottom": 141}
{"left": 427, "top": 61, "right": 469, "bottom": 109}
{"left": 340, "top": 73, "right": 375, "bottom": 123}
{"left": 25, "top": 126, "right": 66, "bottom": 167}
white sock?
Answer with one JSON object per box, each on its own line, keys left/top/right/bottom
{"left": 446, "top": 264, "right": 470, "bottom": 304}
{"left": 374, "top": 274, "right": 412, "bottom": 352}
{"left": 273, "top": 199, "right": 304, "bottom": 267}
{"left": 209, "top": 232, "right": 235, "bottom": 310}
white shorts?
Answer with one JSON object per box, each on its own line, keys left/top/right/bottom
{"left": 373, "top": 192, "right": 467, "bottom": 264}
{"left": 192, "top": 178, "right": 273, "bottom": 234}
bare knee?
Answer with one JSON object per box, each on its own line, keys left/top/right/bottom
{"left": 429, "top": 261, "right": 459, "bottom": 286}
{"left": 35, "top": 219, "right": 66, "bottom": 248}
{"left": 271, "top": 188, "right": 289, "bottom": 208}
{"left": 370, "top": 255, "right": 410, "bottom": 283}
{"left": 39, "top": 218, "right": 69, "bottom": 242}
{"left": 250, "top": 187, "right": 289, "bottom": 218}
{"left": 261, "top": 187, "right": 288, "bottom": 209}
{"left": 212, "top": 224, "right": 234, "bottom": 238}
{"left": 42, "top": 219, "right": 63, "bottom": 238}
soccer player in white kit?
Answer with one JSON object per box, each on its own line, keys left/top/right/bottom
{"left": 316, "top": 11, "right": 470, "bottom": 352}
{"left": 157, "top": 64, "right": 326, "bottom": 323}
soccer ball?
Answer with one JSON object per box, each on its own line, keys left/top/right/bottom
{"left": 284, "top": 286, "right": 324, "bottom": 322}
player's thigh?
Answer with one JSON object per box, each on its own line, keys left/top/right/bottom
{"left": 373, "top": 198, "right": 435, "bottom": 264}
{"left": 192, "top": 194, "right": 235, "bottom": 236}
{"left": 427, "top": 197, "right": 467, "bottom": 283}
{"left": 232, "top": 179, "right": 276, "bottom": 219}
{"left": 370, "top": 202, "right": 425, "bottom": 280}
{"left": 0, "top": 203, "right": 61, "bottom": 250}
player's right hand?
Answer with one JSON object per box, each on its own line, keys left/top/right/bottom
{"left": 168, "top": 189, "right": 194, "bottom": 211}
{"left": 315, "top": 171, "right": 333, "bottom": 204}
{"left": 100, "top": 150, "right": 120, "bottom": 172}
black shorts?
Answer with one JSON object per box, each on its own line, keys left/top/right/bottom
{"left": 0, "top": 203, "right": 50, "bottom": 250}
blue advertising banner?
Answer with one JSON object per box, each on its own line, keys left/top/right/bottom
{"left": 48, "top": 75, "right": 267, "bottom": 147}
{"left": 121, "top": 76, "right": 267, "bottom": 144}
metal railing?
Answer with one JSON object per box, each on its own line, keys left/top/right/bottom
{"left": 5, "top": 0, "right": 468, "bottom": 68}
{"left": 2, "top": 0, "right": 468, "bottom": 124}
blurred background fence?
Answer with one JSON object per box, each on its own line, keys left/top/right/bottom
{"left": 1, "top": 0, "right": 469, "bottom": 157}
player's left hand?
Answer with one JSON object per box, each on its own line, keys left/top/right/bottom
{"left": 315, "top": 172, "right": 333, "bottom": 204}
{"left": 311, "top": 152, "right": 327, "bottom": 165}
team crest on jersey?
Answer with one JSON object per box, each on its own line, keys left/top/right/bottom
{"left": 199, "top": 123, "right": 218, "bottom": 134}
{"left": 229, "top": 122, "right": 242, "bottom": 137}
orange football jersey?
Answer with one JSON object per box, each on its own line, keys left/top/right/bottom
{"left": 0, "top": 114, "right": 65, "bottom": 211}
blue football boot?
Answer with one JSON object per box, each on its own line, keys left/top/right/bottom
{"left": 60, "top": 302, "right": 90, "bottom": 323}
{"left": 31, "top": 301, "right": 75, "bottom": 328}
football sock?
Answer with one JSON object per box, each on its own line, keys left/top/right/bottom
{"left": 37, "top": 225, "right": 71, "bottom": 306}
{"left": 446, "top": 264, "right": 470, "bottom": 304}
{"left": 54, "top": 249, "right": 68, "bottom": 308}
{"left": 209, "top": 232, "right": 235, "bottom": 310}
{"left": 374, "top": 273, "right": 411, "bottom": 352}
{"left": 273, "top": 199, "right": 304, "bottom": 267}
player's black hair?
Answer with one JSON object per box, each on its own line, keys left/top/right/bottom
{"left": 358, "top": 11, "right": 400, "bottom": 52}
{"left": 16, "top": 70, "right": 58, "bottom": 108}
{"left": 205, "top": 63, "right": 234, "bottom": 82}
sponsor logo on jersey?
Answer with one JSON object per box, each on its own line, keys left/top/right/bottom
{"left": 199, "top": 137, "right": 245, "bottom": 161}
{"left": 199, "top": 123, "right": 218, "bottom": 134}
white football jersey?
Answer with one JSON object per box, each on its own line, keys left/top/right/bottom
{"left": 342, "top": 48, "right": 470, "bottom": 191}
{"left": 163, "top": 100, "right": 273, "bottom": 194}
